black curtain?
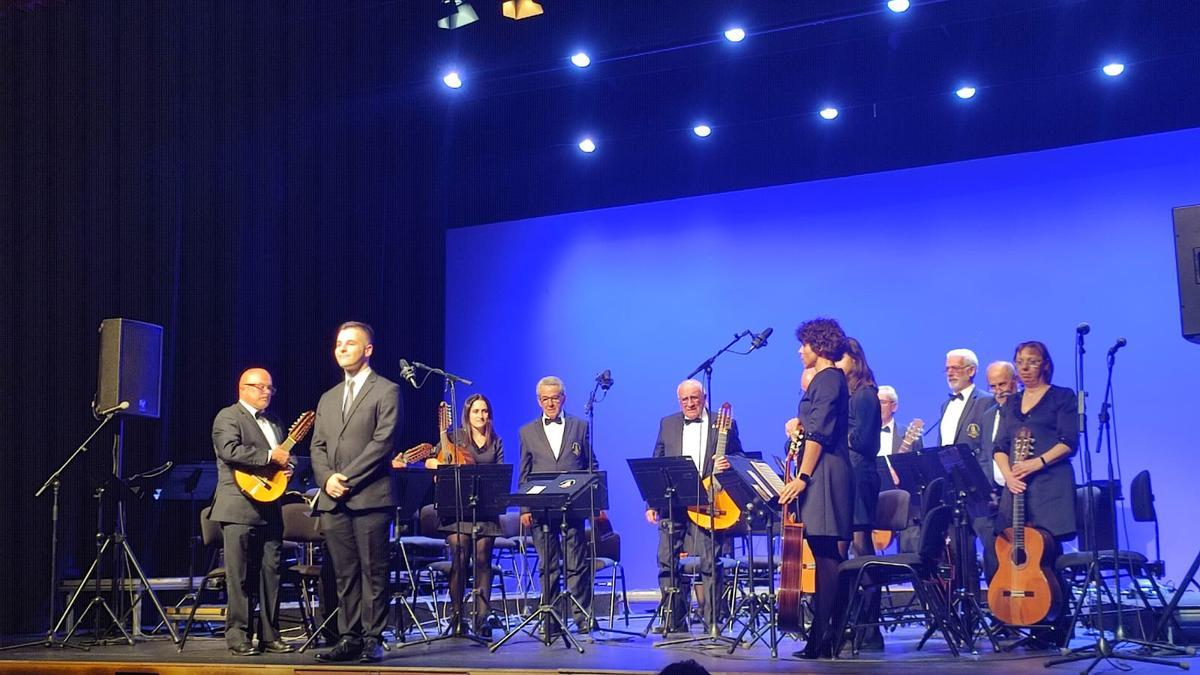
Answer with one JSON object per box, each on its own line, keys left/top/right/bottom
{"left": 1, "top": 2, "right": 448, "bottom": 636}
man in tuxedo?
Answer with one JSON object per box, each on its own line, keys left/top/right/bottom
{"left": 518, "top": 376, "right": 599, "bottom": 634}
{"left": 210, "top": 368, "right": 294, "bottom": 656}
{"left": 644, "top": 379, "right": 743, "bottom": 633}
{"left": 935, "top": 348, "right": 995, "bottom": 597}
{"left": 310, "top": 322, "right": 403, "bottom": 663}
{"left": 878, "top": 385, "right": 924, "bottom": 457}
{"left": 975, "top": 360, "right": 1019, "bottom": 583}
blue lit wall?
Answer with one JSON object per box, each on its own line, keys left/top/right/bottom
{"left": 447, "top": 128, "right": 1200, "bottom": 591}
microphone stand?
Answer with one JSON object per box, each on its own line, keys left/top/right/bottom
{"left": 686, "top": 331, "right": 753, "bottom": 408}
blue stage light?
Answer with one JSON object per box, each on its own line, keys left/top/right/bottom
{"left": 578, "top": 138, "right": 597, "bottom": 153}
{"left": 887, "top": 0, "right": 910, "bottom": 13}
{"left": 819, "top": 107, "right": 839, "bottom": 120}
{"left": 955, "top": 85, "right": 976, "bottom": 100}
{"left": 724, "top": 27, "right": 746, "bottom": 43}
{"left": 571, "top": 52, "right": 591, "bottom": 68}
{"left": 1102, "top": 62, "right": 1125, "bottom": 77}
{"left": 693, "top": 124, "right": 712, "bottom": 138}
{"left": 442, "top": 71, "right": 463, "bottom": 89}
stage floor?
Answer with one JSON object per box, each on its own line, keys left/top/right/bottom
{"left": 3, "top": 604, "right": 1196, "bottom": 675}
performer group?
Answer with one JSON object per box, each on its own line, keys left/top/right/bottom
{"left": 211, "top": 318, "right": 1078, "bottom": 661}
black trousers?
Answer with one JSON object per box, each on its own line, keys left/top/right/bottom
{"left": 319, "top": 507, "right": 392, "bottom": 642}
{"left": 656, "top": 513, "right": 725, "bottom": 627}
{"left": 531, "top": 515, "right": 592, "bottom": 626}
{"left": 220, "top": 521, "right": 283, "bottom": 647}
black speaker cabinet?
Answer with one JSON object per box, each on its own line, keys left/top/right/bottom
{"left": 1174, "top": 204, "right": 1200, "bottom": 343}
{"left": 95, "top": 318, "right": 163, "bottom": 419}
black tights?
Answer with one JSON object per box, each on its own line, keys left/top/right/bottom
{"left": 446, "top": 534, "right": 495, "bottom": 624}
{"left": 807, "top": 535, "right": 845, "bottom": 650}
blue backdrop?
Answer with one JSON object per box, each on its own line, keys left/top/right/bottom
{"left": 447, "top": 127, "right": 1200, "bottom": 591}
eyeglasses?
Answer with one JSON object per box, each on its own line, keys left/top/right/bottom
{"left": 1015, "top": 360, "right": 1043, "bottom": 369}
{"left": 945, "top": 365, "right": 972, "bottom": 373}
{"left": 242, "top": 383, "right": 277, "bottom": 394}
{"left": 538, "top": 394, "right": 563, "bottom": 404}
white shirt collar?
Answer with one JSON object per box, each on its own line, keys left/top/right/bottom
{"left": 344, "top": 365, "right": 372, "bottom": 390}
{"left": 239, "top": 400, "right": 265, "bottom": 418}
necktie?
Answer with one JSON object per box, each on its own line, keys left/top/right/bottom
{"left": 343, "top": 380, "right": 355, "bottom": 420}
{"left": 949, "top": 392, "right": 964, "bottom": 401}
{"left": 683, "top": 417, "right": 704, "bottom": 425}
{"left": 544, "top": 416, "right": 562, "bottom": 426}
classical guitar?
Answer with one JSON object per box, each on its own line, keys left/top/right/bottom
{"left": 873, "top": 418, "right": 924, "bottom": 551}
{"left": 233, "top": 410, "right": 315, "bottom": 503}
{"left": 988, "top": 427, "right": 1062, "bottom": 625}
{"left": 686, "top": 403, "right": 741, "bottom": 531}
{"left": 390, "top": 442, "right": 438, "bottom": 469}
{"left": 778, "top": 425, "right": 817, "bottom": 633}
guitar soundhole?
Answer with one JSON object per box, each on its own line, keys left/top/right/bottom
{"left": 1011, "top": 549, "right": 1028, "bottom": 567}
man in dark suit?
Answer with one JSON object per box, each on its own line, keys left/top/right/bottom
{"left": 210, "top": 367, "right": 295, "bottom": 656}
{"left": 976, "top": 360, "right": 1019, "bottom": 582}
{"left": 644, "top": 379, "right": 743, "bottom": 633}
{"left": 935, "top": 348, "right": 994, "bottom": 597}
{"left": 518, "top": 376, "right": 599, "bottom": 634}
{"left": 310, "top": 322, "right": 403, "bottom": 663}
{"left": 877, "top": 385, "right": 923, "bottom": 487}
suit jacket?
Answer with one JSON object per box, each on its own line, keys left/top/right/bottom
{"left": 979, "top": 400, "right": 1003, "bottom": 482}
{"left": 310, "top": 370, "right": 403, "bottom": 512}
{"left": 935, "top": 385, "right": 994, "bottom": 484}
{"left": 651, "top": 411, "right": 744, "bottom": 479}
{"left": 211, "top": 402, "right": 284, "bottom": 526}
{"left": 518, "top": 414, "right": 597, "bottom": 512}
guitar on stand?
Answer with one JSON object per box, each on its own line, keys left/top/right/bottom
{"left": 873, "top": 418, "right": 924, "bottom": 552}
{"left": 233, "top": 411, "right": 315, "bottom": 502}
{"left": 777, "top": 425, "right": 816, "bottom": 635}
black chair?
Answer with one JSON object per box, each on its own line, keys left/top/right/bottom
{"left": 177, "top": 506, "right": 226, "bottom": 651}
{"left": 280, "top": 502, "right": 336, "bottom": 650}
{"left": 873, "top": 489, "right": 911, "bottom": 554}
{"left": 834, "top": 504, "right": 960, "bottom": 657}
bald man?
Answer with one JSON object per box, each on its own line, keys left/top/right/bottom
{"left": 211, "top": 368, "right": 294, "bottom": 656}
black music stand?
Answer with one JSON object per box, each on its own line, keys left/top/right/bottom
{"left": 491, "top": 472, "right": 608, "bottom": 653}
{"left": 889, "top": 452, "right": 931, "bottom": 501}
{"left": 152, "top": 463, "right": 217, "bottom": 628}
{"left": 627, "top": 457, "right": 706, "bottom": 639}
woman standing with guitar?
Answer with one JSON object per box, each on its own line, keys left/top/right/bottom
{"left": 991, "top": 341, "right": 1077, "bottom": 634}
{"left": 778, "top": 318, "right": 855, "bottom": 659}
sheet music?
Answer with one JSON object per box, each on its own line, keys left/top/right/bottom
{"left": 750, "top": 460, "right": 787, "bottom": 496}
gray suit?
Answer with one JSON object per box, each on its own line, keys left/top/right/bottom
{"left": 210, "top": 401, "right": 286, "bottom": 647}
{"left": 310, "top": 369, "right": 402, "bottom": 643}
{"left": 518, "top": 414, "right": 596, "bottom": 628}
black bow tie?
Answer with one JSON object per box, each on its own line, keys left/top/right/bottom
{"left": 881, "top": 426, "right": 891, "bottom": 433}
{"left": 949, "top": 392, "right": 964, "bottom": 401}
{"left": 255, "top": 411, "right": 267, "bottom": 421}
{"left": 544, "top": 416, "right": 563, "bottom": 426}
{"left": 683, "top": 417, "right": 704, "bottom": 425}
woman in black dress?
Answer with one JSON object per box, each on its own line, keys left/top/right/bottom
{"left": 837, "top": 337, "right": 882, "bottom": 559}
{"left": 779, "top": 318, "right": 855, "bottom": 659}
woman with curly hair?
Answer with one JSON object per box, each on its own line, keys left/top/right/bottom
{"left": 778, "top": 317, "right": 855, "bottom": 659}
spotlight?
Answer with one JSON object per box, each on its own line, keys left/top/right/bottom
{"left": 819, "top": 107, "right": 839, "bottom": 120}
{"left": 724, "top": 27, "right": 746, "bottom": 43}
{"left": 887, "top": 0, "right": 910, "bottom": 12}
{"left": 1102, "top": 62, "right": 1125, "bottom": 77}
{"left": 578, "top": 138, "right": 597, "bottom": 153}
{"left": 955, "top": 85, "right": 976, "bottom": 99}
{"left": 442, "top": 71, "right": 463, "bottom": 89}
{"left": 570, "top": 52, "right": 591, "bottom": 68}
{"left": 437, "top": 0, "right": 478, "bottom": 30}
{"left": 693, "top": 124, "right": 712, "bottom": 138}
{"left": 502, "top": 0, "right": 543, "bottom": 20}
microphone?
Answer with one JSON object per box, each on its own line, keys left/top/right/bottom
{"left": 1076, "top": 322, "right": 1091, "bottom": 335}
{"left": 1107, "top": 337, "right": 1127, "bottom": 357}
{"left": 96, "top": 401, "right": 130, "bottom": 416}
{"left": 750, "top": 327, "right": 774, "bottom": 351}
{"left": 596, "top": 369, "right": 614, "bottom": 391}
{"left": 398, "top": 359, "right": 419, "bottom": 388}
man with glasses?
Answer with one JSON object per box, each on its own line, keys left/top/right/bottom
{"left": 518, "top": 376, "right": 599, "bottom": 635}
{"left": 211, "top": 368, "right": 294, "bottom": 656}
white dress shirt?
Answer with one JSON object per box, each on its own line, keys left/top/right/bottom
{"left": 991, "top": 409, "right": 1006, "bottom": 485}
{"left": 939, "top": 383, "right": 975, "bottom": 445}
{"left": 240, "top": 400, "right": 281, "bottom": 451}
{"left": 542, "top": 415, "right": 566, "bottom": 459}
{"left": 681, "top": 411, "right": 710, "bottom": 471}
{"left": 879, "top": 420, "right": 896, "bottom": 458}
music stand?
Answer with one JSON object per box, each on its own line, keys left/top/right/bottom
{"left": 150, "top": 463, "right": 216, "bottom": 628}
{"left": 627, "top": 457, "right": 706, "bottom": 639}
{"left": 888, "top": 452, "right": 931, "bottom": 501}
{"left": 491, "top": 471, "right": 608, "bottom": 653}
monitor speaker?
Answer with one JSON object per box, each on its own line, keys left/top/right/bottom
{"left": 1174, "top": 204, "right": 1200, "bottom": 343}
{"left": 95, "top": 318, "right": 163, "bottom": 419}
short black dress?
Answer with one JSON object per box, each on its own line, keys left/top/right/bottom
{"left": 436, "top": 430, "right": 505, "bottom": 538}
{"left": 847, "top": 384, "right": 882, "bottom": 531}
{"left": 797, "top": 367, "right": 855, "bottom": 540}
{"left": 993, "top": 385, "right": 1078, "bottom": 539}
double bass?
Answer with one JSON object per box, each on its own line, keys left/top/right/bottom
{"left": 777, "top": 425, "right": 816, "bottom": 634}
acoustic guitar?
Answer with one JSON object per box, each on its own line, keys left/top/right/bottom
{"left": 872, "top": 418, "right": 924, "bottom": 552}
{"left": 233, "top": 410, "right": 315, "bottom": 503}
{"left": 685, "top": 403, "right": 740, "bottom": 531}
{"left": 988, "top": 427, "right": 1062, "bottom": 625}
{"left": 390, "top": 442, "right": 438, "bottom": 469}
{"left": 778, "top": 425, "right": 816, "bottom": 633}
{"left": 435, "top": 400, "right": 476, "bottom": 466}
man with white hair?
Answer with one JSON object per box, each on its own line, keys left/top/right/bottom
{"left": 878, "top": 385, "right": 923, "bottom": 457}
{"left": 975, "top": 361, "right": 1019, "bottom": 583}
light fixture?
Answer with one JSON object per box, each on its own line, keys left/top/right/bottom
{"left": 693, "top": 124, "right": 712, "bottom": 138}
{"left": 819, "top": 107, "right": 839, "bottom": 120}
{"left": 578, "top": 138, "right": 597, "bottom": 153}
{"left": 955, "top": 85, "right": 977, "bottom": 99}
{"left": 570, "top": 52, "right": 591, "bottom": 68}
{"left": 1102, "top": 62, "right": 1125, "bottom": 77}
{"left": 724, "top": 27, "right": 746, "bottom": 43}
{"left": 437, "top": 0, "right": 478, "bottom": 30}
{"left": 502, "top": 0, "right": 543, "bottom": 20}
{"left": 886, "top": 0, "right": 910, "bottom": 13}
{"left": 442, "top": 71, "right": 463, "bottom": 89}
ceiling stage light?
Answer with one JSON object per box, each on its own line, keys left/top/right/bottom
{"left": 502, "top": 0, "right": 543, "bottom": 20}
{"left": 955, "top": 85, "right": 977, "bottom": 99}
{"left": 571, "top": 52, "right": 591, "bottom": 68}
{"left": 442, "top": 71, "right": 463, "bottom": 89}
{"left": 819, "top": 107, "right": 839, "bottom": 120}
{"left": 887, "top": 0, "right": 911, "bottom": 13}
{"left": 724, "top": 27, "right": 746, "bottom": 43}
{"left": 578, "top": 138, "right": 597, "bottom": 153}
{"left": 1102, "top": 62, "right": 1125, "bottom": 77}
{"left": 693, "top": 124, "right": 712, "bottom": 138}
{"left": 437, "top": 0, "right": 478, "bottom": 30}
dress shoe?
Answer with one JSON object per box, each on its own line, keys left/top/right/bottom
{"left": 261, "top": 639, "right": 294, "bottom": 654}
{"left": 359, "top": 638, "right": 384, "bottom": 663}
{"left": 857, "top": 627, "right": 885, "bottom": 652}
{"left": 314, "top": 637, "right": 362, "bottom": 662}
{"left": 230, "top": 641, "right": 261, "bottom": 656}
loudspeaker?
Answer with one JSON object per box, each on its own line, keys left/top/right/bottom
{"left": 95, "top": 318, "right": 163, "bottom": 419}
{"left": 1174, "top": 204, "right": 1200, "bottom": 343}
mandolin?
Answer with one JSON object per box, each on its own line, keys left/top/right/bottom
{"left": 778, "top": 425, "right": 817, "bottom": 633}
{"left": 233, "top": 410, "right": 315, "bottom": 503}
{"left": 988, "top": 427, "right": 1062, "bottom": 626}
{"left": 873, "top": 418, "right": 924, "bottom": 551}
{"left": 435, "top": 401, "right": 476, "bottom": 466}
{"left": 685, "top": 403, "right": 741, "bottom": 531}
